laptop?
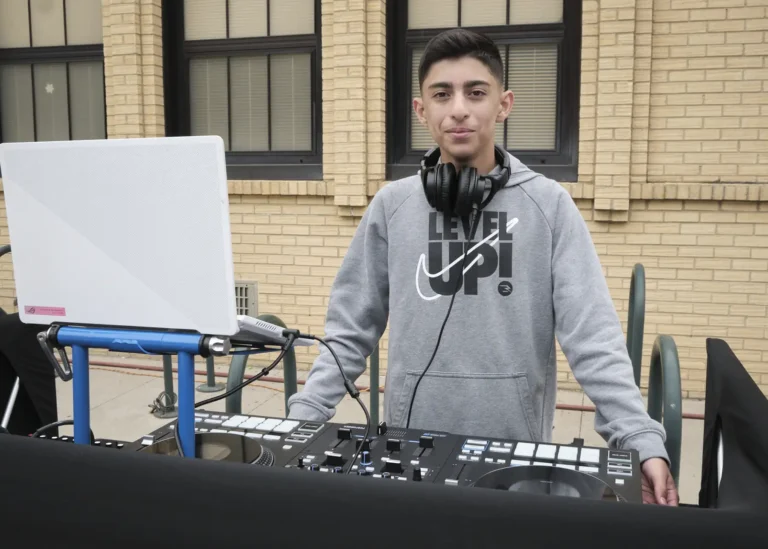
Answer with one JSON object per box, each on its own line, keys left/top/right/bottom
{"left": 0, "top": 136, "right": 310, "bottom": 347}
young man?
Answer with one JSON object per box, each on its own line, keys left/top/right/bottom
{"left": 288, "top": 28, "right": 678, "bottom": 506}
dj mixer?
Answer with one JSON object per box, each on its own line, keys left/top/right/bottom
{"left": 122, "top": 410, "right": 643, "bottom": 503}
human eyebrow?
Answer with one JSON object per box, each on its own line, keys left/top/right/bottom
{"left": 427, "top": 82, "right": 453, "bottom": 90}
{"left": 464, "top": 80, "right": 490, "bottom": 88}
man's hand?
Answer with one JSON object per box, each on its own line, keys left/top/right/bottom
{"left": 641, "top": 457, "right": 679, "bottom": 506}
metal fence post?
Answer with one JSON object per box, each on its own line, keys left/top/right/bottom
{"left": 648, "top": 334, "right": 683, "bottom": 485}
{"left": 627, "top": 263, "right": 646, "bottom": 387}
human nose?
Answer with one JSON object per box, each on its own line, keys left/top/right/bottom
{"left": 450, "top": 95, "right": 469, "bottom": 120}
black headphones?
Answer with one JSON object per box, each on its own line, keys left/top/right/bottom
{"left": 420, "top": 144, "right": 511, "bottom": 217}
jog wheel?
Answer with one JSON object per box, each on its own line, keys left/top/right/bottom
{"left": 472, "top": 465, "right": 625, "bottom": 502}
{"left": 139, "top": 432, "right": 274, "bottom": 466}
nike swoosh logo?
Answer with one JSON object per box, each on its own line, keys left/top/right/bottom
{"left": 415, "top": 218, "right": 519, "bottom": 301}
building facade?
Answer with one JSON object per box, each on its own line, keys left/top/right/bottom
{"left": 1, "top": 0, "right": 767, "bottom": 398}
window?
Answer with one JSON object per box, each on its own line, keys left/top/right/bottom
{"left": 386, "top": 0, "right": 581, "bottom": 181}
{"left": 0, "top": 0, "right": 105, "bottom": 158}
{"left": 163, "top": 0, "right": 322, "bottom": 180}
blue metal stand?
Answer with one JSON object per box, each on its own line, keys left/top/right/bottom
{"left": 43, "top": 325, "right": 231, "bottom": 458}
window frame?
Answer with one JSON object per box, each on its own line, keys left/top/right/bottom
{"left": 0, "top": 5, "right": 106, "bottom": 176}
{"left": 162, "top": 0, "right": 323, "bottom": 181}
{"left": 386, "top": 0, "right": 582, "bottom": 182}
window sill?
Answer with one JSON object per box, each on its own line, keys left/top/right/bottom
{"left": 225, "top": 163, "right": 323, "bottom": 181}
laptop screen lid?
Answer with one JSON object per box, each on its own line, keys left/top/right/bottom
{"left": 0, "top": 136, "right": 238, "bottom": 336}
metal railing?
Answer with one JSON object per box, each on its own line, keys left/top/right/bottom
{"left": 627, "top": 264, "right": 646, "bottom": 387}
{"left": 648, "top": 334, "right": 683, "bottom": 485}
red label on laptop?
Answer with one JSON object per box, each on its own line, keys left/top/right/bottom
{"left": 24, "top": 306, "right": 66, "bottom": 316}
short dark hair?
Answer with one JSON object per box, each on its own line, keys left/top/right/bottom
{"left": 418, "top": 28, "right": 505, "bottom": 90}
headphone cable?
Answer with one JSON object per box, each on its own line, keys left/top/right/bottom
{"left": 406, "top": 208, "right": 481, "bottom": 429}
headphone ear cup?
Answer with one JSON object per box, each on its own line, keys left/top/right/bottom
{"left": 422, "top": 166, "right": 438, "bottom": 208}
{"left": 455, "top": 167, "right": 477, "bottom": 217}
{"left": 436, "top": 163, "right": 457, "bottom": 214}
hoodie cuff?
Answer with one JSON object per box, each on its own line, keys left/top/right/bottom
{"left": 286, "top": 401, "right": 330, "bottom": 422}
{"left": 621, "top": 431, "right": 670, "bottom": 465}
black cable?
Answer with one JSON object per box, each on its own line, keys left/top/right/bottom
{"left": 406, "top": 208, "right": 481, "bottom": 429}
{"left": 173, "top": 336, "right": 298, "bottom": 457}
{"left": 305, "top": 334, "right": 371, "bottom": 475}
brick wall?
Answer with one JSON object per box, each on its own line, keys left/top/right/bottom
{"left": 1, "top": 0, "right": 767, "bottom": 398}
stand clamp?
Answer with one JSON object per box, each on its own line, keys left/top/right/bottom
{"left": 37, "top": 326, "right": 73, "bottom": 382}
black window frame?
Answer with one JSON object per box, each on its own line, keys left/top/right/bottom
{"left": 162, "top": 0, "right": 323, "bottom": 181}
{"left": 386, "top": 0, "right": 582, "bottom": 182}
{"left": 0, "top": 1, "right": 106, "bottom": 176}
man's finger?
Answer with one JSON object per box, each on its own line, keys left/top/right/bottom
{"left": 667, "top": 474, "right": 680, "bottom": 506}
{"left": 653, "top": 474, "right": 667, "bottom": 505}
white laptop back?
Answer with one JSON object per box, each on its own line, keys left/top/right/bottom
{"left": 0, "top": 136, "right": 238, "bottom": 336}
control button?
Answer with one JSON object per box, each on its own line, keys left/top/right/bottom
{"left": 373, "top": 474, "right": 382, "bottom": 478}
{"left": 309, "top": 464, "right": 319, "bottom": 471}
{"left": 194, "top": 412, "right": 210, "bottom": 418}
{"left": 533, "top": 461, "right": 552, "bottom": 467}
{"left": 263, "top": 434, "right": 281, "bottom": 441}
{"left": 492, "top": 442, "right": 501, "bottom": 447}
{"left": 579, "top": 466, "right": 599, "bottom": 474}
{"left": 504, "top": 443, "right": 513, "bottom": 448}
{"left": 273, "top": 420, "right": 300, "bottom": 434}
{"left": 410, "top": 460, "right": 420, "bottom": 466}
{"left": 489, "top": 446, "right": 511, "bottom": 455}
{"left": 246, "top": 433, "right": 263, "bottom": 439}
{"left": 386, "top": 439, "right": 402, "bottom": 452}
{"left": 203, "top": 419, "right": 223, "bottom": 425}
{"left": 485, "top": 458, "right": 495, "bottom": 464}
{"left": 615, "top": 479, "right": 625, "bottom": 485}
{"left": 608, "top": 450, "right": 632, "bottom": 463}
{"left": 140, "top": 435, "right": 154, "bottom": 446}
{"left": 580, "top": 448, "right": 601, "bottom": 465}
{"left": 117, "top": 443, "right": 124, "bottom": 449}
{"left": 291, "top": 432, "right": 313, "bottom": 439}
{"left": 458, "top": 455, "right": 468, "bottom": 461}
{"left": 556, "top": 464, "right": 576, "bottom": 470}
{"left": 284, "top": 437, "right": 306, "bottom": 443}
{"left": 381, "top": 472, "right": 391, "bottom": 479}
{"left": 194, "top": 418, "right": 203, "bottom": 423}
{"left": 463, "top": 444, "right": 485, "bottom": 453}
{"left": 383, "top": 459, "right": 404, "bottom": 474}
{"left": 397, "top": 476, "right": 407, "bottom": 481}
{"left": 557, "top": 446, "right": 579, "bottom": 463}
{"left": 607, "top": 461, "right": 632, "bottom": 471}
{"left": 298, "top": 422, "right": 323, "bottom": 433}
{"left": 419, "top": 435, "right": 434, "bottom": 449}
{"left": 535, "top": 444, "right": 557, "bottom": 461}
{"left": 325, "top": 452, "right": 344, "bottom": 467}
{"left": 333, "top": 467, "right": 344, "bottom": 474}
{"left": 337, "top": 427, "right": 352, "bottom": 440}
{"left": 470, "top": 456, "right": 480, "bottom": 462}
{"left": 210, "top": 429, "right": 228, "bottom": 434}
{"left": 514, "top": 442, "right": 536, "bottom": 458}
{"left": 221, "top": 415, "right": 248, "bottom": 428}
{"left": 356, "top": 438, "right": 371, "bottom": 452}
{"left": 607, "top": 468, "right": 632, "bottom": 477}
{"left": 466, "top": 439, "right": 488, "bottom": 447}
{"left": 282, "top": 445, "right": 293, "bottom": 451}
{"left": 240, "top": 417, "right": 264, "bottom": 430}
{"left": 510, "top": 459, "right": 530, "bottom": 467}
{"left": 255, "top": 418, "right": 281, "bottom": 432}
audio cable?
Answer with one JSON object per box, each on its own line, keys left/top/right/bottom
{"left": 406, "top": 208, "right": 482, "bottom": 429}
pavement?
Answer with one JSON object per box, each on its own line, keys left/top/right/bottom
{"left": 53, "top": 359, "right": 706, "bottom": 505}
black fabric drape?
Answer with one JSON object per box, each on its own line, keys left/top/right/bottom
{"left": 699, "top": 338, "right": 768, "bottom": 512}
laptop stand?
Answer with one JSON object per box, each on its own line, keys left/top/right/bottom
{"left": 37, "top": 325, "right": 232, "bottom": 458}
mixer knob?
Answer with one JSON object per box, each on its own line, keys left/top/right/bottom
{"left": 360, "top": 450, "right": 372, "bottom": 466}
{"left": 356, "top": 438, "right": 371, "bottom": 452}
{"left": 309, "top": 464, "right": 319, "bottom": 471}
{"left": 333, "top": 466, "right": 344, "bottom": 474}
{"left": 326, "top": 452, "right": 344, "bottom": 467}
{"left": 337, "top": 427, "right": 352, "bottom": 440}
{"left": 386, "top": 439, "right": 402, "bottom": 452}
{"left": 381, "top": 472, "right": 391, "bottom": 479}
{"left": 419, "top": 435, "right": 434, "bottom": 449}
{"left": 413, "top": 468, "right": 423, "bottom": 482}
{"left": 384, "top": 459, "right": 404, "bottom": 474}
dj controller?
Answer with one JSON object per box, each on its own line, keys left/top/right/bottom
{"left": 120, "top": 410, "right": 644, "bottom": 503}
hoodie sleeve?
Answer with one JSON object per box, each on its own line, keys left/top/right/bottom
{"left": 551, "top": 190, "right": 669, "bottom": 464}
{"left": 286, "top": 192, "right": 390, "bottom": 422}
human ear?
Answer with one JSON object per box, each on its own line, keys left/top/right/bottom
{"left": 496, "top": 90, "right": 514, "bottom": 123}
{"left": 413, "top": 96, "right": 427, "bottom": 126}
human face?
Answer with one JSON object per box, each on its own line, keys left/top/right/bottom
{"left": 413, "top": 56, "right": 513, "bottom": 174}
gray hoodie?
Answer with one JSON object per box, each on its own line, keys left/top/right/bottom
{"left": 287, "top": 150, "right": 669, "bottom": 464}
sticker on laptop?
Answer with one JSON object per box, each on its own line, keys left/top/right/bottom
{"left": 24, "top": 306, "right": 66, "bottom": 316}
